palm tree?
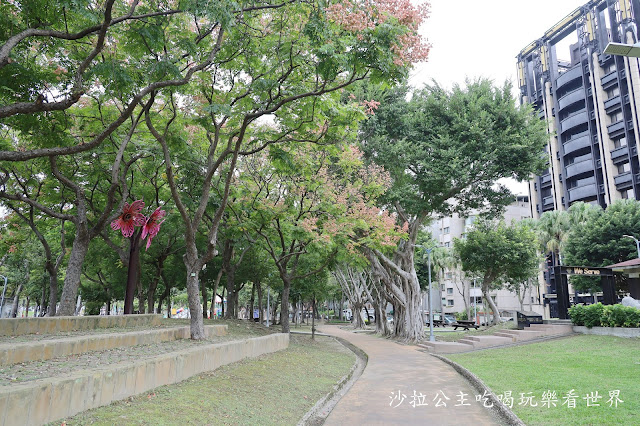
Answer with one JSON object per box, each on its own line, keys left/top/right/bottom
{"left": 536, "top": 210, "right": 570, "bottom": 265}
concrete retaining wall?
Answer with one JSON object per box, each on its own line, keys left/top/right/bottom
{"left": 573, "top": 325, "right": 640, "bottom": 338}
{"left": 0, "top": 333, "right": 289, "bottom": 426}
{"left": 0, "top": 325, "right": 228, "bottom": 366}
{"left": 0, "top": 314, "right": 162, "bottom": 337}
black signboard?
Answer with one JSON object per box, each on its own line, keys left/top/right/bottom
{"left": 516, "top": 311, "right": 543, "bottom": 330}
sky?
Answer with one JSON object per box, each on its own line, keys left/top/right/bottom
{"left": 407, "top": 0, "right": 588, "bottom": 194}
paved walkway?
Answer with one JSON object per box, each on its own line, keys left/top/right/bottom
{"left": 318, "top": 325, "right": 502, "bottom": 426}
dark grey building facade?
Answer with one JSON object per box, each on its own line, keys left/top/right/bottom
{"left": 518, "top": 0, "right": 640, "bottom": 218}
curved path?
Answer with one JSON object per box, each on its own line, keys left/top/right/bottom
{"left": 318, "top": 325, "right": 502, "bottom": 425}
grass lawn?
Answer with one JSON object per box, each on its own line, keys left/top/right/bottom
{"left": 58, "top": 334, "right": 354, "bottom": 425}
{"left": 446, "top": 335, "right": 640, "bottom": 426}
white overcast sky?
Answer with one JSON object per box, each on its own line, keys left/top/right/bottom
{"left": 408, "top": 0, "right": 587, "bottom": 195}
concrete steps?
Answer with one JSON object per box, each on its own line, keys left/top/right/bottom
{"left": 0, "top": 325, "right": 228, "bottom": 366}
{"left": 458, "top": 335, "right": 514, "bottom": 348}
{"left": 528, "top": 324, "right": 574, "bottom": 335}
{"left": 0, "top": 332, "right": 289, "bottom": 426}
{"left": 417, "top": 341, "right": 472, "bottom": 353}
{"left": 420, "top": 324, "right": 576, "bottom": 354}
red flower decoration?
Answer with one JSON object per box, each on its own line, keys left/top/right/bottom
{"left": 142, "top": 207, "right": 166, "bottom": 250}
{"left": 111, "top": 200, "right": 146, "bottom": 238}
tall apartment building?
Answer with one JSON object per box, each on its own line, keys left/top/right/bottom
{"left": 519, "top": 0, "right": 640, "bottom": 218}
{"left": 429, "top": 196, "right": 545, "bottom": 318}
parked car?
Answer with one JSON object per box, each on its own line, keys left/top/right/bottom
{"left": 443, "top": 314, "right": 456, "bottom": 325}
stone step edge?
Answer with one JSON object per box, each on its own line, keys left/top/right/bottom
{"left": 0, "top": 333, "right": 289, "bottom": 426}
{"left": 0, "top": 325, "right": 228, "bottom": 366}
{"left": 0, "top": 314, "right": 163, "bottom": 337}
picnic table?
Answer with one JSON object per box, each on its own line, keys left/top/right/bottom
{"left": 452, "top": 320, "right": 479, "bottom": 331}
{"left": 432, "top": 319, "right": 445, "bottom": 327}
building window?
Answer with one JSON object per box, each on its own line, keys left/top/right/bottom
{"left": 606, "top": 86, "right": 620, "bottom": 98}
{"left": 447, "top": 288, "right": 454, "bottom": 295}
{"left": 447, "top": 299, "right": 454, "bottom": 307}
{"left": 443, "top": 227, "right": 450, "bottom": 234}
{"left": 609, "top": 111, "right": 623, "bottom": 123}
{"left": 443, "top": 241, "right": 450, "bottom": 247}
{"left": 469, "top": 296, "right": 482, "bottom": 304}
{"left": 618, "top": 162, "right": 631, "bottom": 174}
{"left": 614, "top": 137, "right": 627, "bottom": 148}
{"left": 604, "top": 63, "right": 616, "bottom": 74}
{"left": 445, "top": 272, "right": 453, "bottom": 279}
{"left": 621, "top": 188, "right": 635, "bottom": 199}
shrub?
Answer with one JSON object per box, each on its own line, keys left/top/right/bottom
{"left": 455, "top": 311, "right": 469, "bottom": 321}
{"left": 623, "top": 306, "right": 640, "bottom": 328}
{"left": 606, "top": 304, "right": 628, "bottom": 327}
{"left": 568, "top": 304, "right": 586, "bottom": 326}
{"left": 570, "top": 303, "right": 640, "bottom": 328}
{"left": 583, "top": 303, "right": 604, "bottom": 328}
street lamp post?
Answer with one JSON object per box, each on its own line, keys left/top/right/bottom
{"left": 604, "top": 42, "right": 640, "bottom": 58}
{"left": 473, "top": 278, "right": 477, "bottom": 325}
{"left": 623, "top": 234, "right": 640, "bottom": 258}
{"left": 416, "top": 245, "right": 435, "bottom": 342}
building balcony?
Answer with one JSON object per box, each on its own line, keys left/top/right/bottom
{"left": 568, "top": 183, "right": 598, "bottom": 202}
{"left": 604, "top": 95, "right": 622, "bottom": 113}
{"left": 601, "top": 69, "right": 625, "bottom": 90}
{"left": 601, "top": 70, "right": 618, "bottom": 88}
{"left": 540, "top": 173, "right": 552, "bottom": 188}
{"left": 565, "top": 156, "right": 593, "bottom": 179}
{"left": 560, "top": 110, "right": 589, "bottom": 134}
{"left": 615, "top": 172, "right": 633, "bottom": 189}
{"left": 563, "top": 133, "right": 590, "bottom": 155}
{"left": 610, "top": 146, "right": 629, "bottom": 164}
{"left": 607, "top": 120, "right": 626, "bottom": 139}
{"left": 542, "top": 196, "right": 554, "bottom": 207}
{"left": 558, "top": 88, "right": 586, "bottom": 111}
{"left": 556, "top": 65, "right": 582, "bottom": 89}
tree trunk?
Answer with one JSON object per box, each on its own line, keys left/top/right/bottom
{"left": 106, "top": 299, "right": 111, "bottom": 315}
{"left": 39, "top": 286, "right": 47, "bottom": 317}
{"left": 220, "top": 288, "right": 225, "bottom": 317}
{"left": 147, "top": 276, "right": 159, "bottom": 314}
{"left": 311, "top": 298, "right": 316, "bottom": 339}
{"left": 45, "top": 262, "right": 58, "bottom": 317}
{"left": 280, "top": 278, "right": 291, "bottom": 333}
{"left": 124, "top": 231, "right": 142, "bottom": 314}
{"left": 157, "top": 279, "right": 171, "bottom": 315}
{"left": 58, "top": 228, "right": 90, "bottom": 316}
{"left": 10, "top": 284, "right": 23, "bottom": 318}
{"left": 224, "top": 267, "right": 236, "bottom": 319}
{"left": 209, "top": 268, "right": 223, "bottom": 319}
{"left": 249, "top": 282, "right": 255, "bottom": 322}
{"left": 256, "top": 281, "right": 263, "bottom": 323}
{"left": 272, "top": 295, "right": 279, "bottom": 325}
{"left": 25, "top": 297, "right": 30, "bottom": 318}
{"left": 185, "top": 263, "right": 205, "bottom": 339}
{"left": 482, "top": 282, "right": 501, "bottom": 325}
{"left": 202, "top": 278, "right": 208, "bottom": 319}
{"left": 339, "top": 293, "right": 344, "bottom": 320}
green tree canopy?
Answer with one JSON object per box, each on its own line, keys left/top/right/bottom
{"left": 454, "top": 219, "right": 539, "bottom": 324}
{"left": 564, "top": 200, "right": 640, "bottom": 292}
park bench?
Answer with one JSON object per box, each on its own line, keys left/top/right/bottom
{"left": 452, "top": 320, "right": 479, "bottom": 331}
{"left": 432, "top": 319, "right": 445, "bottom": 327}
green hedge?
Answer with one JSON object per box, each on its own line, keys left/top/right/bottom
{"left": 568, "top": 303, "right": 640, "bottom": 328}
